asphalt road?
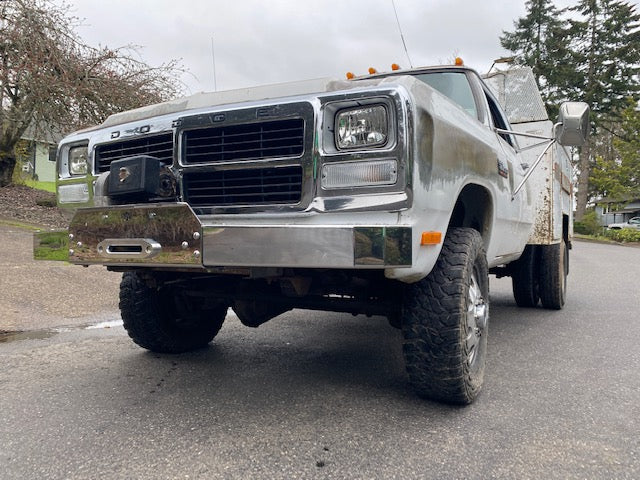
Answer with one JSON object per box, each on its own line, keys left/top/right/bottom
{"left": 1, "top": 238, "right": 639, "bottom": 479}
{"left": 0, "top": 224, "right": 121, "bottom": 332}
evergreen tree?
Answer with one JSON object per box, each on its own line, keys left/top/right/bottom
{"left": 589, "top": 131, "right": 627, "bottom": 200}
{"left": 500, "top": 0, "right": 571, "bottom": 116}
{"left": 612, "top": 102, "right": 640, "bottom": 197}
{"left": 502, "top": 0, "right": 640, "bottom": 220}
{"left": 589, "top": 101, "right": 640, "bottom": 202}
{"left": 567, "top": 0, "right": 640, "bottom": 219}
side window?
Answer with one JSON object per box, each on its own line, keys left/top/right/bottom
{"left": 485, "top": 92, "right": 515, "bottom": 147}
{"left": 415, "top": 72, "right": 478, "bottom": 119}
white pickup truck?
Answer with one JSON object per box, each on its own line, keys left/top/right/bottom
{"left": 607, "top": 217, "right": 640, "bottom": 230}
{"left": 36, "top": 64, "right": 588, "bottom": 404}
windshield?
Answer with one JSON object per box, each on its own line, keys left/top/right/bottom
{"left": 413, "top": 72, "right": 478, "bottom": 119}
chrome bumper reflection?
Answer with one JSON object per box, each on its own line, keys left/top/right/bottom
{"left": 60, "top": 202, "right": 412, "bottom": 269}
{"left": 202, "top": 225, "right": 412, "bottom": 268}
{"left": 33, "top": 229, "right": 70, "bottom": 261}
{"left": 67, "top": 203, "right": 203, "bottom": 267}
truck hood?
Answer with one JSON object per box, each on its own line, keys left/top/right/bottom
{"left": 76, "top": 76, "right": 404, "bottom": 134}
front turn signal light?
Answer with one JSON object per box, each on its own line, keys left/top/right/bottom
{"left": 421, "top": 232, "right": 442, "bottom": 245}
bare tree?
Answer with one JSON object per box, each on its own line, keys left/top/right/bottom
{"left": 0, "top": 0, "right": 183, "bottom": 186}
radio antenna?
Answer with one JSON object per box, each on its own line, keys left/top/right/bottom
{"left": 391, "top": 0, "right": 413, "bottom": 68}
{"left": 211, "top": 35, "right": 218, "bottom": 92}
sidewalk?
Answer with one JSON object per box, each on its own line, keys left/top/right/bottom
{"left": 0, "top": 224, "right": 121, "bottom": 332}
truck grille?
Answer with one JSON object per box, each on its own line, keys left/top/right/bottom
{"left": 182, "top": 166, "right": 303, "bottom": 206}
{"left": 182, "top": 119, "right": 304, "bottom": 164}
{"left": 95, "top": 133, "right": 173, "bottom": 173}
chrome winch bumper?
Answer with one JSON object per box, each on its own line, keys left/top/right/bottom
{"left": 35, "top": 203, "right": 413, "bottom": 269}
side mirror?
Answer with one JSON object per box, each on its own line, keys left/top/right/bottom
{"left": 556, "top": 102, "right": 590, "bottom": 147}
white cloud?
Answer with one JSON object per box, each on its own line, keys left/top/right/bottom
{"left": 60, "top": 0, "right": 640, "bottom": 95}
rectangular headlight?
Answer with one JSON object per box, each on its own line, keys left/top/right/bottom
{"left": 68, "top": 146, "right": 89, "bottom": 175}
{"left": 58, "top": 183, "right": 90, "bottom": 204}
{"left": 335, "top": 105, "right": 388, "bottom": 149}
{"left": 321, "top": 159, "right": 397, "bottom": 189}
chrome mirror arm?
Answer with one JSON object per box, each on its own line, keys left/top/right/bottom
{"left": 511, "top": 138, "right": 556, "bottom": 200}
{"left": 494, "top": 122, "right": 562, "bottom": 148}
{"left": 495, "top": 127, "right": 553, "bottom": 142}
{"left": 517, "top": 139, "right": 554, "bottom": 153}
{"left": 494, "top": 124, "right": 564, "bottom": 200}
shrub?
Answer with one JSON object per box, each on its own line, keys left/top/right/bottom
{"left": 605, "top": 228, "right": 640, "bottom": 243}
{"left": 574, "top": 221, "right": 590, "bottom": 235}
{"left": 575, "top": 210, "right": 603, "bottom": 236}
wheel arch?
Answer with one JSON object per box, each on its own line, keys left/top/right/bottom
{"left": 448, "top": 183, "right": 494, "bottom": 245}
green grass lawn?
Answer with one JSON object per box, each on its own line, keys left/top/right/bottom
{"left": 23, "top": 179, "right": 56, "bottom": 193}
{"left": 33, "top": 229, "right": 69, "bottom": 261}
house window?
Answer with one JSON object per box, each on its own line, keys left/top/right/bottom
{"left": 49, "top": 145, "right": 57, "bottom": 162}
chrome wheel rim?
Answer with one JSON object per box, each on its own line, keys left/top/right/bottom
{"left": 465, "top": 269, "right": 488, "bottom": 368}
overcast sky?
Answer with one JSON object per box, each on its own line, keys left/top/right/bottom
{"left": 62, "top": 0, "right": 640, "bottom": 96}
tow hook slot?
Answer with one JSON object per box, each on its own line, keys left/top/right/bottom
{"left": 97, "top": 238, "right": 161, "bottom": 259}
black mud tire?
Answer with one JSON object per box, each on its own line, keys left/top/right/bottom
{"left": 511, "top": 244, "right": 540, "bottom": 308}
{"left": 120, "top": 272, "right": 227, "bottom": 353}
{"left": 539, "top": 240, "right": 568, "bottom": 310}
{"left": 401, "top": 228, "right": 489, "bottom": 405}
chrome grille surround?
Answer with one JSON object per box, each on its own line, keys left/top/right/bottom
{"left": 177, "top": 102, "right": 315, "bottom": 212}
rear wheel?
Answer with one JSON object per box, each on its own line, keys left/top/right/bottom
{"left": 511, "top": 245, "right": 540, "bottom": 307}
{"left": 401, "top": 228, "right": 489, "bottom": 405}
{"left": 120, "top": 272, "right": 228, "bottom": 353}
{"left": 539, "top": 239, "right": 568, "bottom": 310}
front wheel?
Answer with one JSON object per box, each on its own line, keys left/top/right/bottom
{"left": 120, "top": 272, "right": 228, "bottom": 353}
{"left": 401, "top": 228, "right": 489, "bottom": 405}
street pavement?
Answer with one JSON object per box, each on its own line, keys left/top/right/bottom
{"left": 0, "top": 236, "right": 638, "bottom": 479}
{"left": 0, "top": 224, "right": 121, "bottom": 332}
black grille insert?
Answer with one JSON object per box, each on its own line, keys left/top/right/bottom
{"left": 183, "top": 166, "right": 302, "bottom": 206}
{"left": 95, "top": 133, "right": 173, "bottom": 173}
{"left": 183, "top": 119, "right": 304, "bottom": 164}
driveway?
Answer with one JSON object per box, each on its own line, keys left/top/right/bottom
{"left": 0, "top": 224, "right": 121, "bottom": 332}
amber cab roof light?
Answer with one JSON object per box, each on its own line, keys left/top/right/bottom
{"left": 345, "top": 59, "right": 465, "bottom": 80}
